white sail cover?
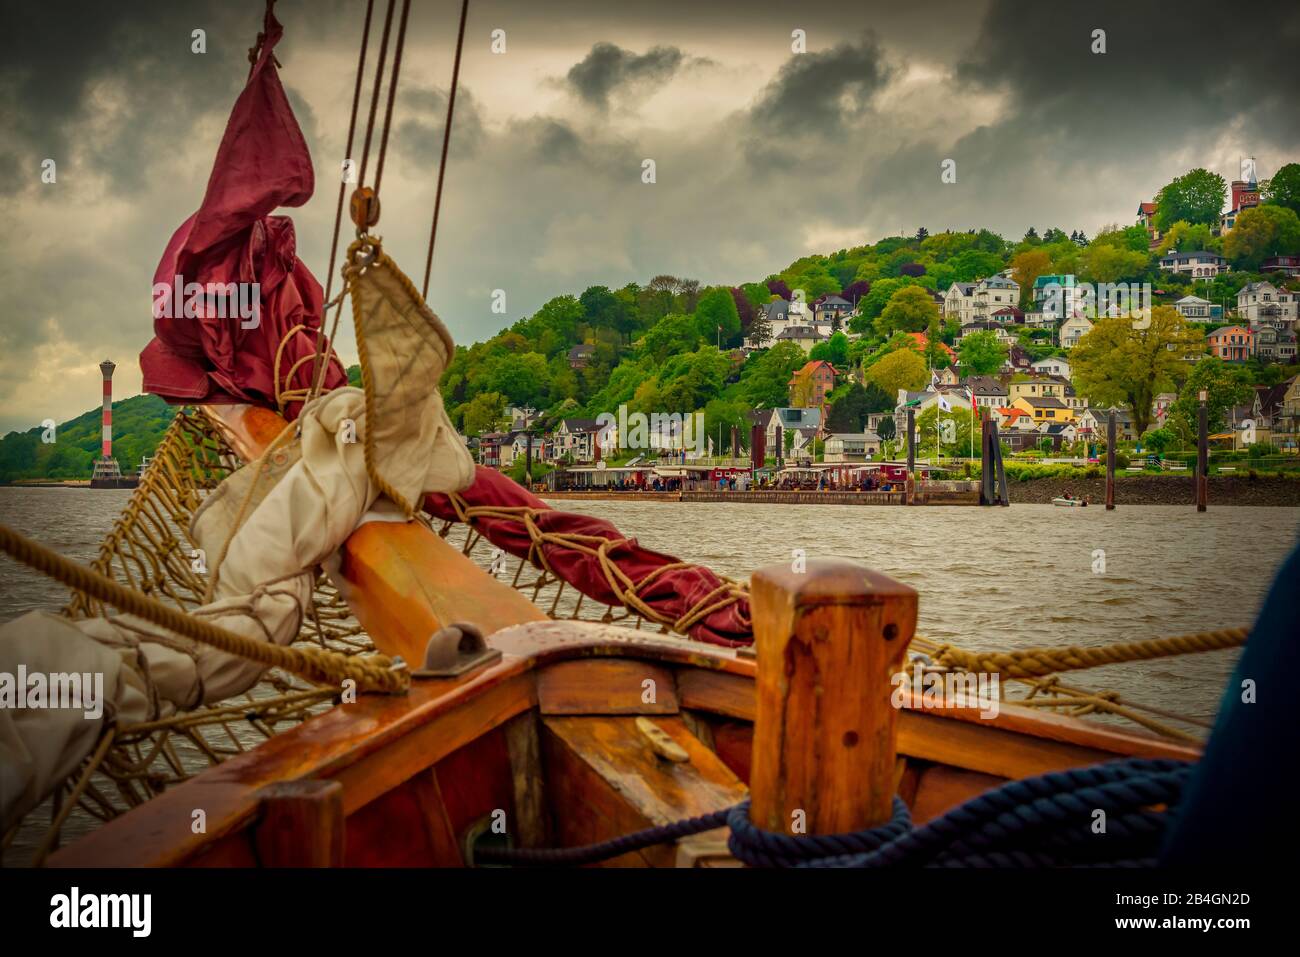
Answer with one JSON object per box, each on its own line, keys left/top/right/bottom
{"left": 0, "top": 256, "right": 474, "bottom": 827}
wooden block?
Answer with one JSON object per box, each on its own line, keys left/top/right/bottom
{"left": 541, "top": 715, "right": 747, "bottom": 867}
{"left": 909, "top": 765, "right": 1009, "bottom": 825}
{"left": 537, "top": 659, "right": 678, "bottom": 715}
{"left": 254, "top": 780, "right": 344, "bottom": 867}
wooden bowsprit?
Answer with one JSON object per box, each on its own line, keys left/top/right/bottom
{"left": 203, "top": 403, "right": 545, "bottom": 668}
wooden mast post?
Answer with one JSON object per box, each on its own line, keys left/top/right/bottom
{"left": 748, "top": 560, "right": 917, "bottom": 836}
{"left": 1197, "top": 390, "right": 1208, "bottom": 512}
{"left": 1105, "top": 409, "right": 1117, "bottom": 510}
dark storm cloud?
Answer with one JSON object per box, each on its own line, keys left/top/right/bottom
{"left": 957, "top": 0, "right": 1300, "bottom": 153}
{"left": 564, "top": 42, "right": 687, "bottom": 109}
{"left": 392, "top": 86, "right": 486, "bottom": 169}
{"left": 742, "top": 32, "right": 892, "bottom": 172}
{"left": 0, "top": 0, "right": 251, "bottom": 196}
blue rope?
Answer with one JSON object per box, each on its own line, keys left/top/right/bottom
{"left": 470, "top": 757, "right": 1194, "bottom": 868}
{"left": 732, "top": 758, "right": 1194, "bottom": 868}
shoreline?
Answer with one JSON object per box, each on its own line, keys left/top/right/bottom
{"left": 541, "top": 475, "right": 1300, "bottom": 507}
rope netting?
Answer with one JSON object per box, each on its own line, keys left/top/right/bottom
{"left": 1, "top": 408, "right": 1246, "bottom": 864}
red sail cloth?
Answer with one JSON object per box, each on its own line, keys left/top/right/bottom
{"left": 139, "top": 11, "right": 345, "bottom": 420}
{"left": 425, "top": 468, "right": 754, "bottom": 647}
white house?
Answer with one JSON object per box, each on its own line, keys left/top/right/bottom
{"left": 973, "top": 276, "right": 1021, "bottom": 319}
{"left": 550, "top": 418, "right": 603, "bottom": 462}
{"left": 1158, "top": 250, "right": 1227, "bottom": 278}
{"left": 1031, "top": 357, "right": 1071, "bottom": 379}
{"left": 964, "top": 375, "right": 1008, "bottom": 410}
{"left": 943, "top": 283, "right": 978, "bottom": 325}
{"left": 1059, "top": 316, "right": 1094, "bottom": 349}
{"left": 824, "top": 431, "right": 882, "bottom": 462}
{"left": 1237, "top": 282, "right": 1298, "bottom": 328}
{"left": 759, "top": 407, "right": 822, "bottom": 449}
{"left": 1172, "top": 295, "right": 1222, "bottom": 322}
{"left": 958, "top": 320, "right": 1018, "bottom": 345}
{"left": 773, "top": 325, "right": 830, "bottom": 354}
{"left": 499, "top": 431, "right": 543, "bottom": 469}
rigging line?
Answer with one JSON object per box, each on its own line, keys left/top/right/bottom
{"left": 357, "top": 0, "right": 397, "bottom": 193}
{"left": 421, "top": 0, "right": 470, "bottom": 300}
{"left": 309, "top": 0, "right": 377, "bottom": 401}
{"left": 372, "top": 0, "right": 412, "bottom": 199}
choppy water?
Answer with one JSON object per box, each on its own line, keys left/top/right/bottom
{"left": 541, "top": 498, "right": 1300, "bottom": 724}
{"left": 1, "top": 487, "right": 1297, "bottom": 726}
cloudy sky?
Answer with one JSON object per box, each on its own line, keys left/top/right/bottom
{"left": 2, "top": 0, "right": 1298, "bottom": 434}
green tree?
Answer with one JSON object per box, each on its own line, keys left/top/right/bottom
{"left": 694, "top": 286, "right": 742, "bottom": 347}
{"left": 1223, "top": 204, "right": 1300, "bottom": 271}
{"left": 958, "top": 330, "right": 1008, "bottom": 376}
{"left": 1141, "top": 427, "right": 1175, "bottom": 454}
{"left": 483, "top": 352, "right": 552, "bottom": 407}
{"left": 824, "top": 382, "right": 872, "bottom": 432}
{"left": 1157, "top": 221, "right": 1219, "bottom": 256}
{"left": 864, "top": 348, "right": 928, "bottom": 398}
{"left": 878, "top": 285, "right": 940, "bottom": 335}
{"left": 640, "top": 312, "right": 702, "bottom": 364}
{"left": 1262, "top": 162, "right": 1300, "bottom": 216}
{"left": 1070, "top": 307, "right": 1205, "bottom": 435}
{"left": 1079, "top": 242, "right": 1150, "bottom": 284}
{"left": 739, "top": 341, "right": 807, "bottom": 408}
{"left": 1010, "top": 249, "right": 1052, "bottom": 307}
{"left": 1166, "top": 357, "right": 1255, "bottom": 442}
{"left": 916, "top": 405, "right": 977, "bottom": 457}
{"left": 462, "top": 391, "right": 507, "bottom": 436}
{"left": 809, "top": 330, "right": 850, "bottom": 367}
{"left": 1154, "top": 168, "right": 1228, "bottom": 231}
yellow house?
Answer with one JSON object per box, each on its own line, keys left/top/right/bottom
{"left": 1012, "top": 395, "right": 1075, "bottom": 424}
{"left": 1007, "top": 375, "right": 1069, "bottom": 404}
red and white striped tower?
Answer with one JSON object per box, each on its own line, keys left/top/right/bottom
{"left": 99, "top": 359, "right": 115, "bottom": 460}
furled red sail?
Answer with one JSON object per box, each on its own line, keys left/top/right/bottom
{"left": 425, "top": 468, "right": 753, "bottom": 647}
{"left": 139, "top": 10, "right": 345, "bottom": 420}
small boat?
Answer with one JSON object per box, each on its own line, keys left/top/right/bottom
{"left": 1052, "top": 497, "right": 1086, "bottom": 507}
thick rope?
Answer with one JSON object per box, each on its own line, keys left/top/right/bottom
{"left": 931, "top": 629, "right": 1248, "bottom": 679}
{"left": 727, "top": 798, "right": 912, "bottom": 868}
{"left": 473, "top": 808, "right": 729, "bottom": 866}
{"left": 0, "top": 523, "right": 408, "bottom": 694}
{"left": 468, "top": 760, "right": 1190, "bottom": 868}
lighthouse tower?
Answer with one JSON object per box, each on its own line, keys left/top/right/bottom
{"left": 90, "top": 359, "right": 126, "bottom": 486}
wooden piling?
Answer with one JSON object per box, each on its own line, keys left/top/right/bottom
{"left": 1197, "top": 398, "right": 1208, "bottom": 512}
{"left": 1105, "top": 410, "right": 1117, "bottom": 510}
{"left": 748, "top": 560, "right": 917, "bottom": 836}
{"left": 906, "top": 407, "right": 916, "bottom": 476}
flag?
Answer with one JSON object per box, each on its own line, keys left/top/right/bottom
{"left": 930, "top": 370, "right": 940, "bottom": 389}
{"left": 968, "top": 387, "right": 978, "bottom": 414}
{"left": 938, "top": 393, "right": 952, "bottom": 413}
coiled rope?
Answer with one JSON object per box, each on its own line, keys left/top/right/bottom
{"left": 0, "top": 522, "right": 408, "bottom": 694}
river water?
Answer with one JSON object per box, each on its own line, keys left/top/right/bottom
{"left": 1, "top": 487, "right": 1297, "bottom": 726}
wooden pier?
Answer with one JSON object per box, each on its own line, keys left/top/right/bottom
{"left": 541, "top": 488, "right": 983, "bottom": 506}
